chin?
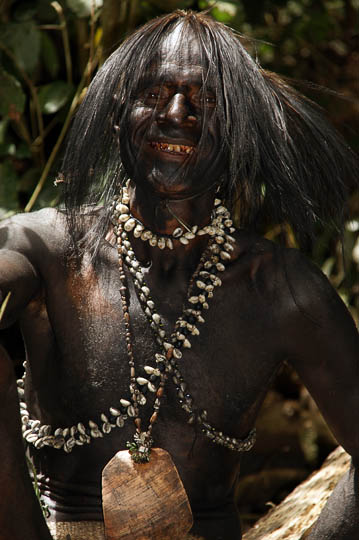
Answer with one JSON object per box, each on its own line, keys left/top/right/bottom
{"left": 126, "top": 161, "right": 192, "bottom": 195}
{"left": 148, "top": 168, "right": 202, "bottom": 198}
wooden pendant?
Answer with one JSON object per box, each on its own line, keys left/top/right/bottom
{"left": 102, "top": 448, "right": 193, "bottom": 540}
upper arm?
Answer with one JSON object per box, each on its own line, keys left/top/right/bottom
{"left": 0, "top": 216, "right": 45, "bottom": 328}
{"left": 278, "top": 249, "right": 359, "bottom": 458}
{"left": 0, "top": 249, "right": 40, "bottom": 328}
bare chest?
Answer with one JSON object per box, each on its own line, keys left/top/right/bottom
{"left": 22, "top": 258, "right": 281, "bottom": 446}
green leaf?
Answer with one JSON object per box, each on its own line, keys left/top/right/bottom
{"left": 66, "top": 0, "right": 103, "bottom": 17}
{"left": 38, "top": 81, "right": 74, "bottom": 115}
{"left": 41, "top": 32, "right": 60, "bottom": 79}
{"left": 0, "top": 69, "right": 26, "bottom": 118}
{"left": 0, "top": 160, "right": 18, "bottom": 211}
{"left": 211, "top": 2, "right": 238, "bottom": 22}
{"left": 36, "top": 0, "right": 59, "bottom": 23}
{"left": 198, "top": 0, "right": 238, "bottom": 22}
{"left": 13, "top": 1, "right": 38, "bottom": 21}
{"left": 0, "top": 21, "right": 41, "bottom": 74}
{"left": 15, "top": 142, "right": 32, "bottom": 159}
{"left": 0, "top": 118, "right": 10, "bottom": 144}
{"left": 18, "top": 167, "right": 41, "bottom": 192}
{"left": 0, "top": 143, "right": 16, "bottom": 158}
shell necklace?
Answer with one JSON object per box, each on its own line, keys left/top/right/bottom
{"left": 17, "top": 192, "right": 256, "bottom": 458}
{"left": 113, "top": 184, "right": 234, "bottom": 250}
{"left": 112, "top": 189, "right": 256, "bottom": 462}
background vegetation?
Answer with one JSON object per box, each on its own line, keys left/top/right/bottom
{"left": 0, "top": 0, "right": 358, "bottom": 530}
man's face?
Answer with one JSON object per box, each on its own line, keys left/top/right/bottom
{"left": 120, "top": 27, "right": 226, "bottom": 198}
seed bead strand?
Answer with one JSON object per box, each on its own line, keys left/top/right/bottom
{"left": 116, "top": 231, "right": 169, "bottom": 462}
{"left": 17, "top": 192, "right": 255, "bottom": 455}
{"left": 119, "top": 205, "right": 256, "bottom": 453}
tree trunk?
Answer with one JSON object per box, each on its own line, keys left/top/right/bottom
{"left": 242, "top": 446, "right": 350, "bottom": 540}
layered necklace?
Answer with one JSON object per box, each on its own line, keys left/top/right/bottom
{"left": 17, "top": 185, "right": 256, "bottom": 460}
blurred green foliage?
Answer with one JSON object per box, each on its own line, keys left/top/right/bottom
{"left": 0, "top": 0, "right": 358, "bottom": 317}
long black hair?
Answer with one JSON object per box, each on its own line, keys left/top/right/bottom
{"left": 60, "top": 9, "right": 358, "bottom": 258}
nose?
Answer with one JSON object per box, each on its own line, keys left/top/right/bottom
{"left": 158, "top": 93, "right": 196, "bottom": 126}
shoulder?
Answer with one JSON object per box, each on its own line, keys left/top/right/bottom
{"left": 231, "top": 229, "right": 343, "bottom": 323}
{"left": 279, "top": 246, "right": 341, "bottom": 315}
{"left": 272, "top": 244, "right": 353, "bottom": 334}
{"left": 0, "top": 207, "right": 67, "bottom": 261}
{"left": 1, "top": 207, "right": 64, "bottom": 230}
{"left": 230, "top": 229, "right": 282, "bottom": 294}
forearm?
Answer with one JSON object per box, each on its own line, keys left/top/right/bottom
{"left": 0, "top": 345, "right": 52, "bottom": 540}
{"left": 304, "top": 459, "right": 359, "bottom": 540}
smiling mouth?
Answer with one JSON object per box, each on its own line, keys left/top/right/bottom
{"left": 150, "top": 141, "right": 195, "bottom": 155}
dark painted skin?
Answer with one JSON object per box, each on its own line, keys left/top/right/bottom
{"left": 0, "top": 30, "right": 359, "bottom": 540}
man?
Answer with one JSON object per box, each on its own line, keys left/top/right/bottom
{"left": 0, "top": 10, "right": 358, "bottom": 540}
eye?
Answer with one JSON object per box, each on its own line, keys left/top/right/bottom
{"left": 141, "top": 86, "right": 170, "bottom": 105}
{"left": 204, "top": 94, "right": 216, "bottom": 106}
{"left": 191, "top": 90, "right": 216, "bottom": 108}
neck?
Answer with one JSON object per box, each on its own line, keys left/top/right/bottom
{"left": 128, "top": 181, "right": 217, "bottom": 236}
{"left": 110, "top": 180, "right": 233, "bottom": 273}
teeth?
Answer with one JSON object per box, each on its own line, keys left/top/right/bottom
{"left": 152, "top": 142, "right": 194, "bottom": 154}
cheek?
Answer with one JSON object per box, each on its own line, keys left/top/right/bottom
{"left": 130, "top": 106, "right": 154, "bottom": 144}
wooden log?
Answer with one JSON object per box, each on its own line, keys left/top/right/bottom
{"left": 242, "top": 446, "right": 350, "bottom": 540}
{"left": 102, "top": 447, "right": 193, "bottom": 540}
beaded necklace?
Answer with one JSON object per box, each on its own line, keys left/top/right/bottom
{"left": 115, "top": 185, "right": 234, "bottom": 250}
{"left": 17, "top": 191, "right": 256, "bottom": 459}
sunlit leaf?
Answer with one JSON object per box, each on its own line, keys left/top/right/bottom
{"left": 346, "top": 220, "right": 359, "bottom": 232}
{"left": 211, "top": 1, "right": 238, "bottom": 22}
{"left": 321, "top": 257, "right": 335, "bottom": 278}
{"left": 0, "top": 143, "right": 16, "bottom": 158}
{"left": 0, "top": 70, "right": 26, "bottom": 118}
{"left": 66, "top": 0, "right": 103, "bottom": 18}
{"left": 0, "top": 21, "right": 41, "bottom": 74}
{"left": 198, "top": 0, "right": 239, "bottom": 21}
{"left": 38, "top": 81, "right": 74, "bottom": 114}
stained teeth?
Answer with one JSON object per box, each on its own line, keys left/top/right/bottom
{"left": 152, "top": 142, "right": 194, "bottom": 154}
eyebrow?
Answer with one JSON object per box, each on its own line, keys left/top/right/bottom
{"left": 136, "top": 75, "right": 215, "bottom": 95}
{"left": 137, "top": 60, "right": 207, "bottom": 86}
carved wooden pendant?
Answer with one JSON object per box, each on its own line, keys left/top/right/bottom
{"left": 102, "top": 448, "right": 193, "bottom": 540}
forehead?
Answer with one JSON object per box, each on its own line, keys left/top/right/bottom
{"left": 144, "top": 25, "right": 206, "bottom": 84}
{"left": 159, "top": 24, "right": 202, "bottom": 65}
